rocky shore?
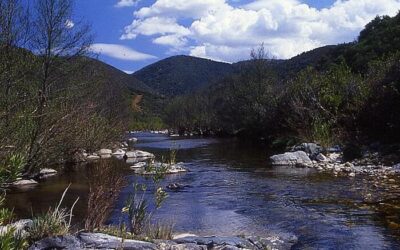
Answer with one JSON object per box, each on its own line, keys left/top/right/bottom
{"left": 270, "top": 143, "right": 400, "bottom": 178}
{"left": 29, "top": 232, "right": 297, "bottom": 250}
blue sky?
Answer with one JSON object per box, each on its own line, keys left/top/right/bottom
{"left": 72, "top": 0, "right": 400, "bottom": 73}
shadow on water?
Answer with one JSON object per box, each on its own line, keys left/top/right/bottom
{"left": 5, "top": 132, "right": 400, "bottom": 249}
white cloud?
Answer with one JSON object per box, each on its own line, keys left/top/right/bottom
{"left": 121, "top": 0, "right": 400, "bottom": 62}
{"left": 65, "top": 19, "right": 74, "bottom": 29}
{"left": 115, "top": 0, "right": 140, "bottom": 8}
{"left": 123, "top": 70, "right": 135, "bottom": 74}
{"left": 90, "top": 43, "right": 157, "bottom": 61}
{"left": 120, "top": 16, "right": 190, "bottom": 40}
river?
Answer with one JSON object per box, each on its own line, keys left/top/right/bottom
{"left": 5, "top": 132, "right": 400, "bottom": 249}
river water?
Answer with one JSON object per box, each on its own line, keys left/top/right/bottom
{"left": 5, "top": 133, "right": 400, "bottom": 249}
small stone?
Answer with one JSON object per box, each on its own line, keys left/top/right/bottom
{"left": 348, "top": 172, "right": 356, "bottom": 177}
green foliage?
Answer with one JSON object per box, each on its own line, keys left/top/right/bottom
{"left": 0, "top": 227, "right": 28, "bottom": 250}
{"left": 0, "top": 153, "right": 25, "bottom": 186}
{"left": 0, "top": 194, "right": 14, "bottom": 226}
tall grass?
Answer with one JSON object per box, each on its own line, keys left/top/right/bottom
{"left": 28, "top": 185, "right": 78, "bottom": 241}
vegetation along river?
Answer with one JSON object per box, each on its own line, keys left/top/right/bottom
{"left": 5, "top": 133, "right": 400, "bottom": 249}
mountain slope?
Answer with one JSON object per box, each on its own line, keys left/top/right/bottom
{"left": 132, "top": 55, "right": 234, "bottom": 96}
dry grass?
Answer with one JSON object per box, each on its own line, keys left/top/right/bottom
{"left": 84, "top": 160, "right": 127, "bottom": 231}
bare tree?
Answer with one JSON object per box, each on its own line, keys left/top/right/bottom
{"left": 26, "top": 0, "right": 93, "bottom": 173}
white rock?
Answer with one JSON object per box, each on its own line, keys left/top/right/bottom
{"left": 316, "top": 153, "right": 329, "bottom": 162}
{"left": 130, "top": 162, "right": 147, "bottom": 169}
{"left": 112, "top": 149, "right": 126, "bottom": 155}
{"left": 128, "top": 137, "right": 138, "bottom": 142}
{"left": 98, "top": 149, "right": 112, "bottom": 155}
{"left": 100, "top": 154, "right": 111, "bottom": 159}
{"left": 328, "top": 153, "right": 343, "bottom": 163}
{"left": 125, "top": 150, "right": 154, "bottom": 159}
{"left": 12, "top": 179, "right": 38, "bottom": 187}
{"left": 87, "top": 155, "right": 100, "bottom": 160}
{"left": 39, "top": 168, "right": 57, "bottom": 178}
{"left": 349, "top": 172, "right": 356, "bottom": 177}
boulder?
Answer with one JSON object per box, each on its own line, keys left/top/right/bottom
{"left": 292, "top": 143, "right": 324, "bottom": 160}
{"left": 270, "top": 151, "right": 312, "bottom": 166}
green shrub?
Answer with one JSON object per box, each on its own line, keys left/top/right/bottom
{"left": 0, "top": 153, "right": 25, "bottom": 186}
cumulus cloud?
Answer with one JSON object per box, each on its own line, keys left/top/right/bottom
{"left": 115, "top": 0, "right": 140, "bottom": 8}
{"left": 121, "top": 0, "right": 400, "bottom": 62}
{"left": 90, "top": 43, "right": 157, "bottom": 61}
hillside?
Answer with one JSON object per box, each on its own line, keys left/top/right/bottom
{"left": 132, "top": 55, "right": 234, "bottom": 96}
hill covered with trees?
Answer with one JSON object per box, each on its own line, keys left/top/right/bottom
{"left": 163, "top": 12, "right": 400, "bottom": 150}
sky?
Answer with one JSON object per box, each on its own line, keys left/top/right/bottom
{"left": 72, "top": 0, "right": 400, "bottom": 73}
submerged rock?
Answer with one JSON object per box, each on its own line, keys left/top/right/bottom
{"left": 270, "top": 151, "right": 312, "bottom": 166}
{"left": 166, "top": 183, "right": 188, "bottom": 191}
